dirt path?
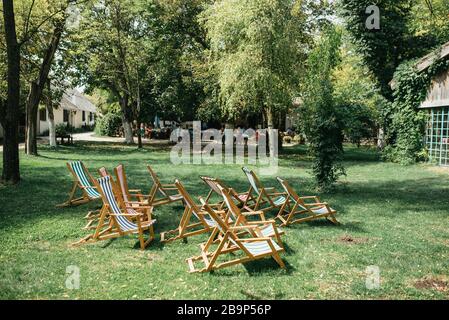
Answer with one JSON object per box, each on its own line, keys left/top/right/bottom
{"left": 0, "top": 132, "right": 170, "bottom": 152}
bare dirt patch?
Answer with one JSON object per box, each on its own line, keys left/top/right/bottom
{"left": 337, "top": 235, "right": 370, "bottom": 245}
{"left": 414, "top": 277, "right": 449, "bottom": 292}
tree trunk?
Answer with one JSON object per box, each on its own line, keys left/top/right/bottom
{"left": 1, "top": 0, "right": 21, "bottom": 184}
{"left": 119, "top": 95, "right": 134, "bottom": 144}
{"left": 266, "top": 107, "right": 274, "bottom": 129}
{"left": 25, "top": 82, "right": 40, "bottom": 155}
{"left": 377, "top": 128, "right": 386, "bottom": 151}
{"left": 25, "top": 21, "right": 65, "bottom": 156}
{"left": 137, "top": 120, "right": 143, "bottom": 149}
{"left": 46, "top": 82, "right": 56, "bottom": 148}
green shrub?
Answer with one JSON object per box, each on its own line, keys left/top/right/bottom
{"left": 95, "top": 113, "right": 122, "bottom": 137}
{"left": 55, "top": 124, "right": 74, "bottom": 136}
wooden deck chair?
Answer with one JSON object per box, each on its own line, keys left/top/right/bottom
{"left": 147, "top": 166, "right": 183, "bottom": 207}
{"left": 81, "top": 166, "right": 112, "bottom": 231}
{"left": 98, "top": 167, "right": 110, "bottom": 177}
{"left": 58, "top": 161, "right": 101, "bottom": 208}
{"left": 218, "top": 185, "right": 285, "bottom": 238}
{"left": 276, "top": 178, "right": 338, "bottom": 226}
{"left": 200, "top": 176, "right": 255, "bottom": 211}
{"left": 160, "top": 180, "right": 217, "bottom": 243}
{"left": 186, "top": 204, "right": 286, "bottom": 273}
{"left": 242, "top": 167, "right": 288, "bottom": 213}
{"left": 115, "top": 164, "right": 147, "bottom": 205}
{"left": 73, "top": 176, "right": 156, "bottom": 250}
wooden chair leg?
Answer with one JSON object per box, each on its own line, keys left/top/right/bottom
{"left": 272, "top": 252, "right": 286, "bottom": 269}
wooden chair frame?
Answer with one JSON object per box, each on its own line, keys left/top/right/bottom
{"left": 160, "top": 180, "right": 217, "bottom": 243}
{"left": 73, "top": 176, "right": 156, "bottom": 250}
{"left": 276, "top": 177, "right": 339, "bottom": 227}
{"left": 200, "top": 176, "right": 256, "bottom": 211}
{"left": 115, "top": 164, "right": 147, "bottom": 205}
{"left": 241, "top": 167, "right": 288, "bottom": 213}
{"left": 147, "top": 166, "right": 183, "bottom": 207}
{"left": 186, "top": 206, "right": 286, "bottom": 273}
{"left": 218, "top": 186, "right": 285, "bottom": 238}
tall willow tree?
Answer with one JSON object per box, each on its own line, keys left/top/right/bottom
{"left": 301, "top": 27, "right": 344, "bottom": 190}
{"left": 76, "top": 0, "right": 157, "bottom": 144}
{"left": 202, "top": 0, "right": 311, "bottom": 127}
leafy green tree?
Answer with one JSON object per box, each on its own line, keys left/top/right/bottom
{"left": 339, "top": 0, "right": 449, "bottom": 152}
{"left": 333, "top": 39, "right": 386, "bottom": 147}
{"left": 300, "top": 27, "right": 345, "bottom": 190}
{"left": 202, "top": 0, "right": 312, "bottom": 128}
{"left": 76, "top": 0, "right": 152, "bottom": 144}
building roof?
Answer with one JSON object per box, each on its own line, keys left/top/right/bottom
{"left": 415, "top": 41, "right": 449, "bottom": 73}
{"left": 60, "top": 88, "right": 97, "bottom": 114}
{"left": 390, "top": 41, "right": 449, "bottom": 89}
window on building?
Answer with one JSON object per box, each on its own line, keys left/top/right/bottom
{"left": 63, "top": 109, "right": 69, "bottom": 122}
{"left": 89, "top": 112, "right": 94, "bottom": 122}
{"left": 426, "top": 107, "right": 449, "bottom": 166}
{"left": 82, "top": 111, "right": 86, "bottom": 122}
{"left": 39, "top": 108, "right": 47, "bottom": 122}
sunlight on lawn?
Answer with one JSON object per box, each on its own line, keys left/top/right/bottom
{"left": 0, "top": 143, "right": 448, "bottom": 300}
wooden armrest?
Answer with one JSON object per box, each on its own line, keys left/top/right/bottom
{"left": 305, "top": 203, "right": 328, "bottom": 207}
{"left": 229, "top": 225, "right": 260, "bottom": 231}
{"left": 126, "top": 206, "right": 153, "bottom": 210}
{"left": 242, "top": 211, "right": 265, "bottom": 217}
{"left": 126, "top": 201, "right": 150, "bottom": 206}
{"left": 245, "top": 220, "right": 276, "bottom": 226}
{"left": 268, "top": 192, "right": 286, "bottom": 197}
{"left": 161, "top": 184, "right": 176, "bottom": 188}
{"left": 236, "top": 237, "right": 272, "bottom": 243}
{"left": 110, "top": 212, "right": 142, "bottom": 217}
{"left": 301, "top": 196, "right": 319, "bottom": 201}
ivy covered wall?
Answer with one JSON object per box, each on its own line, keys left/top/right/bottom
{"left": 385, "top": 52, "right": 449, "bottom": 165}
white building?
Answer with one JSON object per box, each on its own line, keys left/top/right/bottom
{"left": 0, "top": 88, "right": 97, "bottom": 139}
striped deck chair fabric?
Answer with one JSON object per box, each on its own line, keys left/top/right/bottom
{"left": 70, "top": 161, "right": 101, "bottom": 199}
{"left": 98, "top": 176, "right": 144, "bottom": 232}
{"left": 80, "top": 176, "right": 156, "bottom": 250}
{"left": 58, "top": 161, "right": 101, "bottom": 208}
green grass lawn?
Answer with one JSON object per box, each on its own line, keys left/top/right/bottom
{"left": 0, "top": 142, "right": 448, "bottom": 300}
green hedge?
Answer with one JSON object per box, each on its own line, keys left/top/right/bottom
{"left": 95, "top": 113, "right": 122, "bottom": 137}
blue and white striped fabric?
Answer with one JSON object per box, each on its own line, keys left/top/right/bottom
{"left": 311, "top": 206, "right": 333, "bottom": 215}
{"left": 242, "top": 239, "right": 281, "bottom": 256}
{"left": 97, "top": 176, "right": 138, "bottom": 232}
{"left": 243, "top": 168, "right": 260, "bottom": 195}
{"left": 70, "top": 161, "right": 101, "bottom": 199}
{"left": 273, "top": 196, "right": 286, "bottom": 207}
{"left": 185, "top": 201, "right": 216, "bottom": 228}
{"left": 260, "top": 224, "right": 276, "bottom": 238}
{"left": 222, "top": 193, "right": 238, "bottom": 220}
